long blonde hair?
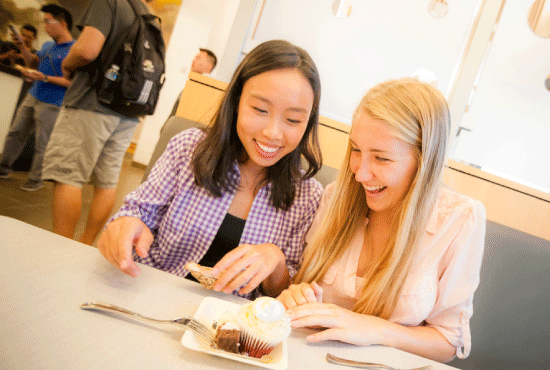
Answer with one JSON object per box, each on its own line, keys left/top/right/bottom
{"left": 295, "top": 78, "right": 450, "bottom": 318}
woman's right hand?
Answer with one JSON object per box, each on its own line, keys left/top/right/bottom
{"left": 97, "top": 217, "right": 154, "bottom": 277}
{"left": 277, "top": 282, "right": 323, "bottom": 309}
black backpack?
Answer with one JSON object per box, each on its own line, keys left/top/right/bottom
{"left": 95, "top": 0, "right": 166, "bottom": 117}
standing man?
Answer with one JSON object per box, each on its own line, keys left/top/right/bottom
{"left": 0, "top": 5, "right": 73, "bottom": 192}
{"left": 169, "top": 48, "right": 217, "bottom": 117}
{"left": 191, "top": 48, "right": 217, "bottom": 75}
{"left": 42, "top": 0, "right": 156, "bottom": 245}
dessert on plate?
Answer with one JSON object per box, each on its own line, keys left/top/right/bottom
{"left": 237, "top": 297, "right": 291, "bottom": 358}
{"left": 214, "top": 312, "right": 241, "bottom": 353}
{"left": 211, "top": 297, "right": 291, "bottom": 359}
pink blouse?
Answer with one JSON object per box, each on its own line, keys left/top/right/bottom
{"left": 306, "top": 184, "right": 486, "bottom": 359}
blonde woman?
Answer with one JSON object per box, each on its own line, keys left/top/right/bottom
{"left": 277, "top": 78, "right": 486, "bottom": 362}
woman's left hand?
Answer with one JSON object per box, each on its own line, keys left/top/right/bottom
{"left": 211, "top": 243, "right": 286, "bottom": 295}
{"left": 287, "top": 302, "right": 387, "bottom": 346}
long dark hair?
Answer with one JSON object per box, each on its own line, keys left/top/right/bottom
{"left": 192, "top": 39, "right": 322, "bottom": 211}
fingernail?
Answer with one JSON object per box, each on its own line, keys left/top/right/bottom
{"left": 211, "top": 268, "right": 218, "bottom": 276}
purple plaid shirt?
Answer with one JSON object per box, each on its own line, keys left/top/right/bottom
{"left": 112, "top": 128, "right": 323, "bottom": 298}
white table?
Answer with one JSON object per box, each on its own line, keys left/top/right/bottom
{"left": 0, "top": 216, "right": 460, "bottom": 369}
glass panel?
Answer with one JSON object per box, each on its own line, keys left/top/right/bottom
{"left": 452, "top": 1, "right": 550, "bottom": 192}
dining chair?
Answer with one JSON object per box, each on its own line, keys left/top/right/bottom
{"left": 142, "top": 115, "right": 206, "bottom": 182}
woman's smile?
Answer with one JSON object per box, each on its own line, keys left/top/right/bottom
{"left": 255, "top": 139, "right": 281, "bottom": 159}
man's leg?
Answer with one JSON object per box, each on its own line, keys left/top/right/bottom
{"left": 79, "top": 187, "right": 116, "bottom": 245}
{"left": 52, "top": 182, "right": 82, "bottom": 239}
{"left": 43, "top": 107, "right": 93, "bottom": 239}
{"left": 82, "top": 114, "right": 139, "bottom": 245}
{"left": 0, "top": 94, "right": 36, "bottom": 175}
{"left": 26, "top": 102, "right": 60, "bottom": 182}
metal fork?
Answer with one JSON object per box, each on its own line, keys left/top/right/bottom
{"left": 327, "top": 354, "right": 434, "bottom": 370}
{"left": 80, "top": 302, "right": 215, "bottom": 347}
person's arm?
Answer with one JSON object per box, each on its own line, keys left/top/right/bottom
{"left": 212, "top": 242, "right": 290, "bottom": 296}
{"left": 277, "top": 282, "right": 324, "bottom": 308}
{"left": 269, "top": 179, "right": 324, "bottom": 291}
{"left": 97, "top": 130, "right": 200, "bottom": 276}
{"left": 20, "top": 68, "right": 72, "bottom": 87}
{"left": 260, "top": 245, "right": 291, "bottom": 296}
{"left": 97, "top": 216, "right": 154, "bottom": 277}
{"left": 212, "top": 179, "right": 323, "bottom": 297}
{"left": 44, "top": 75, "right": 72, "bottom": 87}
{"left": 0, "top": 49, "right": 16, "bottom": 62}
{"left": 262, "top": 179, "right": 324, "bottom": 296}
{"left": 287, "top": 303, "right": 456, "bottom": 363}
{"left": 61, "top": 26, "right": 105, "bottom": 76}
{"left": 422, "top": 199, "right": 487, "bottom": 360}
{"left": 12, "top": 40, "right": 38, "bottom": 68}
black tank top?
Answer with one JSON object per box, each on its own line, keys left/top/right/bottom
{"left": 185, "top": 213, "right": 246, "bottom": 283}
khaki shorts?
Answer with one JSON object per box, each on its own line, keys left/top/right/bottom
{"left": 43, "top": 107, "right": 139, "bottom": 188}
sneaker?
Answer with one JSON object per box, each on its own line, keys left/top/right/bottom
{"left": 0, "top": 167, "right": 11, "bottom": 179}
{"left": 19, "top": 179, "right": 44, "bottom": 192}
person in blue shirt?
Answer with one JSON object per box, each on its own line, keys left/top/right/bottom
{"left": 0, "top": 4, "right": 74, "bottom": 192}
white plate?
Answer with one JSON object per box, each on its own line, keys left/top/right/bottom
{"left": 181, "top": 297, "right": 288, "bottom": 370}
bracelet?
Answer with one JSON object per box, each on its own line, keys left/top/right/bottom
{"left": 43, "top": 75, "right": 48, "bottom": 83}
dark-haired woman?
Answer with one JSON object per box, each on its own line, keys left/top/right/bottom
{"left": 97, "top": 40, "right": 323, "bottom": 299}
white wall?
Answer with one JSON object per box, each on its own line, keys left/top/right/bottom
{"left": 252, "top": 0, "right": 480, "bottom": 126}
{"left": 133, "top": 0, "right": 240, "bottom": 165}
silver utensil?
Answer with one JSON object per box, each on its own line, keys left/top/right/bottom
{"left": 80, "top": 302, "right": 216, "bottom": 347}
{"left": 327, "top": 353, "right": 434, "bottom": 370}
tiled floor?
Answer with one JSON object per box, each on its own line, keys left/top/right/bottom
{"left": 0, "top": 153, "right": 146, "bottom": 246}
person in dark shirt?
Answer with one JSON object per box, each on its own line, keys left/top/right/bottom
{"left": 0, "top": 24, "right": 38, "bottom": 68}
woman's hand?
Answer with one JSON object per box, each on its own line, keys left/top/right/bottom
{"left": 287, "top": 302, "right": 387, "bottom": 346}
{"left": 97, "top": 217, "right": 154, "bottom": 277}
{"left": 211, "top": 243, "right": 287, "bottom": 295}
{"left": 277, "top": 282, "right": 323, "bottom": 309}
